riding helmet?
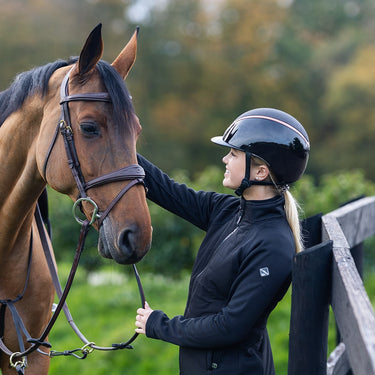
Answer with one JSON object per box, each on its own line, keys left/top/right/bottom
{"left": 211, "top": 108, "right": 310, "bottom": 186}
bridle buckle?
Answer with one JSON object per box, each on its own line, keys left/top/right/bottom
{"left": 59, "top": 119, "right": 72, "bottom": 133}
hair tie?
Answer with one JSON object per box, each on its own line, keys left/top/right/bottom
{"left": 279, "top": 184, "right": 290, "bottom": 194}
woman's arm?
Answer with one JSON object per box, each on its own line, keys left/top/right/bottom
{"left": 137, "top": 237, "right": 293, "bottom": 349}
{"left": 138, "top": 154, "right": 233, "bottom": 231}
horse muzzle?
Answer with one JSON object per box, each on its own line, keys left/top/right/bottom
{"left": 98, "top": 216, "right": 151, "bottom": 264}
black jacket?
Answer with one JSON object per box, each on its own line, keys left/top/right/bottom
{"left": 138, "top": 155, "right": 294, "bottom": 374}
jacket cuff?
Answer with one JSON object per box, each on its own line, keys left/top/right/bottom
{"left": 145, "top": 310, "right": 166, "bottom": 339}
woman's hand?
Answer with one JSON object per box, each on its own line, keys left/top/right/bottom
{"left": 135, "top": 301, "right": 153, "bottom": 334}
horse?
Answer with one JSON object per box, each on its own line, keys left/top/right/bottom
{"left": 0, "top": 24, "right": 152, "bottom": 374}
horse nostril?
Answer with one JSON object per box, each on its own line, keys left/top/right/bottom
{"left": 118, "top": 227, "right": 135, "bottom": 256}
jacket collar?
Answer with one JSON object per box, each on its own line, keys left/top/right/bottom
{"left": 239, "top": 195, "right": 286, "bottom": 223}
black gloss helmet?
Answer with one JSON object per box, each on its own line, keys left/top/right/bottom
{"left": 211, "top": 108, "right": 310, "bottom": 196}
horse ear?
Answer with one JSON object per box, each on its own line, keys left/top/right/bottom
{"left": 111, "top": 27, "right": 139, "bottom": 79}
{"left": 78, "top": 23, "right": 103, "bottom": 76}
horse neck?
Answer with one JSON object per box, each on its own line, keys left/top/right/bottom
{"left": 0, "top": 99, "right": 45, "bottom": 258}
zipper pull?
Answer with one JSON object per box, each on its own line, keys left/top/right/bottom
{"left": 237, "top": 206, "right": 244, "bottom": 225}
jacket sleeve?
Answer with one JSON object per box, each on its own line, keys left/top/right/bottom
{"left": 145, "top": 231, "right": 293, "bottom": 348}
{"left": 137, "top": 154, "right": 231, "bottom": 231}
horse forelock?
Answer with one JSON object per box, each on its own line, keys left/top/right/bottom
{"left": 0, "top": 59, "right": 73, "bottom": 126}
{"left": 96, "top": 60, "right": 137, "bottom": 134}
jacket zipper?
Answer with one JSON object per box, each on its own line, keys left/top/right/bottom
{"left": 223, "top": 206, "right": 244, "bottom": 242}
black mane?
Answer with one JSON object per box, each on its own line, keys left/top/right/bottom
{"left": 0, "top": 60, "right": 71, "bottom": 126}
{"left": 0, "top": 59, "right": 135, "bottom": 130}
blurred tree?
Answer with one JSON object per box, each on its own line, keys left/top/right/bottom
{"left": 132, "top": 0, "right": 290, "bottom": 173}
{"left": 321, "top": 45, "right": 375, "bottom": 178}
{"left": 0, "top": 0, "right": 136, "bottom": 89}
{"left": 274, "top": 0, "right": 375, "bottom": 177}
{"left": 2, "top": 0, "right": 375, "bottom": 182}
{"left": 132, "top": 0, "right": 375, "bottom": 181}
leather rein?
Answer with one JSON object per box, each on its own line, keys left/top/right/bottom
{"left": 0, "top": 66, "right": 146, "bottom": 373}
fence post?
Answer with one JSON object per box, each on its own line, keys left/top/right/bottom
{"left": 301, "top": 213, "right": 323, "bottom": 248}
{"left": 288, "top": 240, "right": 333, "bottom": 375}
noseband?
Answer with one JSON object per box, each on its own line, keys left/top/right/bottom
{"left": 43, "top": 66, "right": 145, "bottom": 226}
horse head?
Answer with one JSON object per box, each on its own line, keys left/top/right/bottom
{"left": 37, "top": 24, "right": 152, "bottom": 264}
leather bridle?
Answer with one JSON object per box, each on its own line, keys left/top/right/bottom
{"left": 43, "top": 66, "right": 146, "bottom": 226}
{"left": 0, "top": 66, "right": 147, "bottom": 373}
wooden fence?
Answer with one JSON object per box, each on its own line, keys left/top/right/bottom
{"left": 288, "top": 196, "right": 375, "bottom": 375}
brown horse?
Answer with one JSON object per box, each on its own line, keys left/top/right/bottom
{"left": 0, "top": 24, "right": 152, "bottom": 374}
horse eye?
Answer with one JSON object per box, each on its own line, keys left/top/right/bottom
{"left": 80, "top": 122, "right": 100, "bottom": 137}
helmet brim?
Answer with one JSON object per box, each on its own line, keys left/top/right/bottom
{"left": 211, "top": 136, "right": 232, "bottom": 148}
{"left": 211, "top": 136, "right": 246, "bottom": 154}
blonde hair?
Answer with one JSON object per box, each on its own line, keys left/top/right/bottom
{"left": 284, "top": 190, "right": 303, "bottom": 253}
{"left": 251, "top": 156, "right": 304, "bottom": 253}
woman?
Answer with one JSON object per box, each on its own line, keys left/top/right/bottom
{"left": 135, "top": 107, "right": 310, "bottom": 374}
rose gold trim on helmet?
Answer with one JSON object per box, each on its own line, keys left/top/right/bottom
{"left": 228, "top": 115, "right": 310, "bottom": 147}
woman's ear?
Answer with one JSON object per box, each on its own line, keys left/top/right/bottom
{"left": 254, "top": 165, "right": 270, "bottom": 181}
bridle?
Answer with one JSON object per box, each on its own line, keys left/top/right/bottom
{"left": 0, "top": 66, "right": 147, "bottom": 373}
{"left": 43, "top": 66, "right": 146, "bottom": 226}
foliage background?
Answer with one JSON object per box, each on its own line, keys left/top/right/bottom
{"left": 1, "top": 0, "right": 375, "bottom": 373}
{"left": 1, "top": 0, "right": 375, "bottom": 179}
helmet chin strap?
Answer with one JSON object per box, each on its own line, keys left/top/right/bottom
{"left": 234, "top": 152, "right": 274, "bottom": 196}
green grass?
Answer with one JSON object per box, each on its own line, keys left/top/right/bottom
{"left": 48, "top": 263, "right": 292, "bottom": 374}
{"left": 48, "top": 264, "right": 185, "bottom": 375}
{"left": 46, "top": 262, "right": 374, "bottom": 374}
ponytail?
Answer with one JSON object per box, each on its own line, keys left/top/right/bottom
{"left": 284, "top": 190, "right": 303, "bottom": 253}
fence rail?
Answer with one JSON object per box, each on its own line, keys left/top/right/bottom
{"left": 288, "top": 196, "right": 375, "bottom": 375}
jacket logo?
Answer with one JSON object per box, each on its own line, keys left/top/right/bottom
{"left": 259, "top": 267, "right": 270, "bottom": 277}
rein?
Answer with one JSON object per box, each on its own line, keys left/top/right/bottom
{"left": 34, "top": 204, "right": 145, "bottom": 355}
{"left": 0, "top": 66, "right": 147, "bottom": 372}
{"left": 0, "top": 232, "right": 34, "bottom": 373}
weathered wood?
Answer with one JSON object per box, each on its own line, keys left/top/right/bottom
{"left": 288, "top": 241, "right": 332, "bottom": 375}
{"left": 322, "top": 210, "right": 375, "bottom": 375}
{"left": 327, "top": 196, "right": 375, "bottom": 248}
{"left": 322, "top": 214, "right": 350, "bottom": 249}
{"left": 330, "top": 246, "right": 375, "bottom": 375}
{"left": 336, "top": 243, "right": 364, "bottom": 345}
{"left": 327, "top": 343, "right": 351, "bottom": 375}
